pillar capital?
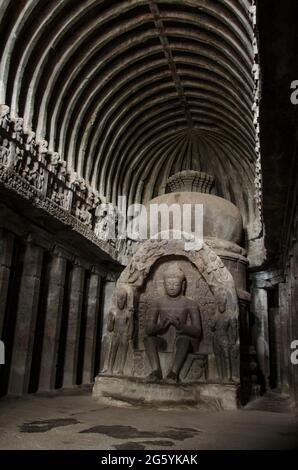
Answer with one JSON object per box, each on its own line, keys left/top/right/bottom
{"left": 52, "top": 244, "right": 74, "bottom": 261}
{"left": 90, "top": 265, "right": 104, "bottom": 276}
{"left": 74, "top": 257, "right": 91, "bottom": 270}
{"left": 25, "top": 231, "right": 54, "bottom": 251}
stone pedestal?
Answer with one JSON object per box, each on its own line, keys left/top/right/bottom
{"left": 93, "top": 376, "right": 239, "bottom": 410}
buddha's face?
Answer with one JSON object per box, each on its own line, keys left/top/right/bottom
{"left": 164, "top": 276, "right": 184, "bottom": 297}
{"left": 117, "top": 290, "right": 127, "bottom": 309}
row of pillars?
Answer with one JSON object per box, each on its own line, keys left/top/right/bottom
{"left": 250, "top": 211, "right": 298, "bottom": 404}
{"left": 251, "top": 279, "right": 294, "bottom": 395}
{"left": 0, "top": 228, "right": 105, "bottom": 396}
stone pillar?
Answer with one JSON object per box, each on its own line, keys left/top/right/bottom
{"left": 252, "top": 287, "right": 270, "bottom": 390}
{"left": 102, "top": 281, "right": 116, "bottom": 337}
{"left": 100, "top": 280, "right": 116, "bottom": 371}
{"left": 0, "top": 230, "right": 14, "bottom": 338}
{"left": 237, "top": 297, "right": 251, "bottom": 403}
{"left": 265, "top": 296, "right": 280, "bottom": 390}
{"left": 62, "top": 261, "right": 85, "bottom": 389}
{"left": 239, "top": 298, "right": 250, "bottom": 348}
{"left": 82, "top": 270, "right": 102, "bottom": 384}
{"left": 38, "top": 249, "right": 67, "bottom": 391}
{"left": 8, "top": 238, "right": 44, "bottom": 396}
{"left": 278, "top": 283, "right": 290, "bottom": 392}
{"left": 286, "top": 268, "right": 295, "bottom": 398}
{"left": 292, "top": 241, "right": 298, "bottom": 406}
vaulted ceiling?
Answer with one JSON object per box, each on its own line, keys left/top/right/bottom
{"left": 0, "top": 0, "right": 257, "bottom": 227}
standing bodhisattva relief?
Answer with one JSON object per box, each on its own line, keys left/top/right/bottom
{"left": 210, "top": 287, "right": 239, "bottom": 383}
{"left": 102, "top": 287, "right": 134, "bottom": 375}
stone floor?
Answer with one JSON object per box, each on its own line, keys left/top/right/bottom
{"left": 0, "top": 390, "right": 297, "bottom": 450}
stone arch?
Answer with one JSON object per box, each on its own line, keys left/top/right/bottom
{"left": 116, "top": 235, "right": 238, "bottom": 320}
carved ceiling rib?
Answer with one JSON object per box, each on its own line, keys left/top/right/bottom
{"left": 0, "top": 0, "right": 258, "bottom": 230}
{"left": 149, "top": 0, "right": 194, "bottom": 128}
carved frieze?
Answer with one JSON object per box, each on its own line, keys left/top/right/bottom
{"left": 0, "top": 106, "right": 119, "bottom": 259}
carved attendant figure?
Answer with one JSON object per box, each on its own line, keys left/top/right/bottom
{"left": 103, "top": 288, "right": 134, "bottom": 375}
{"left": 144, "top": 265, "right": 202, "bottom": 383}
{"left": 0, "top": 138, "right": 10, "bottom": 166}
{"left": 211, "top": 288, "right": 239, "bottom": 383}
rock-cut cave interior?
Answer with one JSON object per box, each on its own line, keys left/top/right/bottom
{"left": 0, "top": 0, "right": 297, "bottom": 452}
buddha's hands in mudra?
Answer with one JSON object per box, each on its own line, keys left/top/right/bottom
{"left": 172, "top": 316, "right": 185, "bottom": 333}
{"left": 161, "top": 316, "right": 184, "bottom": 333}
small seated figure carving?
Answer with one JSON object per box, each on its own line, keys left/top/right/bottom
{"left": 144, "top": 264, "right": 202, "bottom": 383}
{"left": 102, "top": 288, "right": 134, "bottom": 375}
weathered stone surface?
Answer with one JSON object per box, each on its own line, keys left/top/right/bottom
{"left": 93, "top": 376, "right": 239, "bottom": 410}
{"left": 147, "top": 192, "right": 243, "bottom": 245}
